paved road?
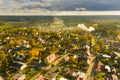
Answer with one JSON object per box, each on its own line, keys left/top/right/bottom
{"left": 113, "top": 51, "right": 120, "bottom": 57}
{"left": 44, "top": 53, "right": 69, "bottom": 70}
{"left": 44, "top": 66, "right": 59, "bottom": 80}
{"left": 31, "top": 53, "right": 69, "bottom": 80}
{"left": 83, "top": 55, "right": 96, "bottom": 80}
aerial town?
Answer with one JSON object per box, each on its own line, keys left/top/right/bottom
{"left": 0, "top": 16, "right": 120, "bottom": 80}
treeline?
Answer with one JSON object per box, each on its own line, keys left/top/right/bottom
{"left": 1, "top": 16, "right": 120, "bottom": 28}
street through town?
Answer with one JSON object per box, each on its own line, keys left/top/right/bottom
{"left": 83, "top": 55, "right": 96, "bottom": 80}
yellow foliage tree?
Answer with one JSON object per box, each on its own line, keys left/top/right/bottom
{"left": 29, "top": 48, "right": 39, "bottom": 57}
{"left": 93, "top": 23, "right": 98, "bottom": 29}
{"left": 9, "top": 39, "right": 14, "bottom": 46}
{"left": 93, "top": 45, "right": 100, "bottom": 53}
{"left": 0, "top": 51, "right": 7, "bottom": 67}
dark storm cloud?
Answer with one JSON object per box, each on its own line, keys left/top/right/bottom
{"left": 1, "top": 0, "right": 120, "bottom": 14}
{"left": 2, "top": 0, "right": 120, "bottom": 10}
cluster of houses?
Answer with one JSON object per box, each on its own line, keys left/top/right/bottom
{"left": 61, "top": 67, "right": 86, "bottom": 80}
{"left": 10, "top": 53, "right": 57, "bottom": 80}
{"left": 48, "top": 45, "right": 91, "bottom": 80}
{"left": 2, "top": 27, "right": 119, "bottom": 80}
{"left": 0, "top": 30, "right": 59, "bottom": 80}
{"left": 32, "top": 44, "right": 91, "bottom": 80}
{"left": 95, "top": 52, "right": 120, "bottom": 80}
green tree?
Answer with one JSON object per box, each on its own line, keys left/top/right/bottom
{"left": 0, "top": 51, "right": 8, "bottom": 76}
{"left": 29, "top": 38, "right": 35, "bottom": 46}
{"left": 94, "top": 72, "right": 106, "bottom": 80}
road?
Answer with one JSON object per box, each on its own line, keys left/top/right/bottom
{"left": 83, "top": 55, "right": 96, "bottom": 80}
{"left": 31, "top": 53, "right": 69, "bottom": 80}
{"left": 43, "top": 53, "right": 69, "bottom": 70}
{"left": 84, "top": 51, "right": 120, "bottom": 80}
{"left": 44, "top": 66, "right": 59, "bottom": 80}
{"left": 113, "top": 51, "right": 120, "bottom": 57}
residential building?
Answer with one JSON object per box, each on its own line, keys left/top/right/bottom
{"left": 85, "top": 45, "right": 90, "bottom": 56}
{"left": 9, "top": 61, "right": 27, "bottom": 70}
{"left": 74, "top": 72, "right": 85, "bottom": 80}
{"left": 0, "top": 76, "right": 3, "bottom": 80}
{"left": 13, "top": 73, "right": 26, "bottom": 80}
{"left": 44, "top": 54, "right": 56, "bottom": 64}
{"left": 111, "top": 74, "right": 118, "bottom": 80}
{"left": 34, "top": 75, "right": 44, "bottom": 80}
{"left": 95, "top": 61, "right": 104, "bottom": 72}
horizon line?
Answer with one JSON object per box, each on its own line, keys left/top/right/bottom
{"left": 0, "top": 11, "right": 120, "bottom": 16}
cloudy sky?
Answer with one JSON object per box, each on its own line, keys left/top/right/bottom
{"left": 0, "top": 0, "right": 120, "bottom": 15}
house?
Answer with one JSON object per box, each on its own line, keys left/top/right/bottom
{"left": 32, "top": 58, "right": 41, "bottom": 64}
{"left": 6, "top": 37, "right": 10, "bottom": 40}
{"left": 0, "top": 46, "right": 3, "bottom": 49}
{"left": 110, "top": 66, "right": 116, "bottom": 73}
{"left": 38, "top": 37, "right": 45, "bottom": 44}
{"left": 102, "top": 44, "right": 109, "bottom": 50}
{"left": 30, "top": 58, "right": 42, "bottom": 68}
{"left": 105, "top": 65, "right": 111, "bottom": 72}
{"left": 87, "top": 59, "right": 90, "bottom": 64}
{"left": 59, "top": 78, "right": 68, "bottom": 80}
{"left": 0, "top": 76, "right": 3, "bottom": 80}
{"left": 74, "top": 55, "right": 78, "bottom": 59}
{"left": 34, "top": 75, "right": 44, "bottom": 80}
{"left": 91, "top": 38, "right": 96, "bottom": 46}
{"left": 22, "top": 44, "right": 30, "bottom": 48}
{"left": 103, "top": 54, "right": 111, "bottom": 58}
{"left": 74, "top": 72, "right": 85, "bottom": 80}
{"left": 64, "top": 56, "right": 69, "bottom": 61}
{"left": 117, "top": 72, "right": 120, "bottom": 78}
{"left": 83, "top": 45, "right": 90, "bottom": 57}
{"left": 112, "top": 42, "right": 120, "bottom": 48}
{"left": 111, "top": 74, "right": 118, "bottom": 80}
{"left": 9, "top": 61, "right": 27, "bottom": 70}
{"left": 65, "top": 68, "right": 85, "bottom": 79}
{"left": 16, "top": 54, "right": 25, "bottom": 61}
{"left": 95, "top": 61, "right": 104, "bottom": 72}
{"left": 97, "top": 53, "right": 111, "bottom": 58}
{"left": 75, "top": 75, "right": 83, "bottom": 80}
{"left": 44, "top": 53, "right": 56, "bottom": 64}
{"left": 13, "top": 73, "right": 26, "bottom": 80}
{"left": 111, "top": 52, "right": 118, "bottom": 59}
{"left": 21, "top": 40, "right": 28, "bottom": 44}
{"left": 44, "top": 66, "right": 58, "bottom": 80}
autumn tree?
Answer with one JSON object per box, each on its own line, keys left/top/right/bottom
{"left": 93, "top": 45, "right": 100, "bottom": 54}
{"left": 29, "top": 48, "right": 39, "bottom": 57}
{"left": 92, "top": 23, "right": 98, "bottom": 30}
{"left": 8, "top": 39, "right": 15, "bottom": 47}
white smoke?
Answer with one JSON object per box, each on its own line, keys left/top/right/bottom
{"left": 89, "top": 26, "right": 95, "bottom": 32}
{"left": 77, "top": 24, "right": 89, "bottom": 31}
{"left": 77, "top": 24, "right": 95, "bottom": 32}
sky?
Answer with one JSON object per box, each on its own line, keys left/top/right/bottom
{"left": 0, "top": 0, "right": 120, "bottom": 15}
